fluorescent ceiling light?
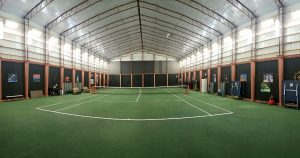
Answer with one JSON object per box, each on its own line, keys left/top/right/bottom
{"left": 239, "top": 29, "right": 252, "bottom": 37}
{"left": 212, "top": 43, "right": 218, "bottom": 50}
{"left": 261, "top": 18, "right": 274, "bottom": 28}
{"left": 28, "top": 29, "right": 41, "bottom": 38}
{"left": 5, "top": 20, "right": 19, "bottom": 29}
{"left": 292, "top": 10, "right": 300, "bottom": 18}
{"left": 224, "top": 36, "right": 232, "bottom": 45}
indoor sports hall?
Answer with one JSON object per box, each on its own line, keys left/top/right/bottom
{"left": 1, "top": 0, "right": 300, "bottom": 157}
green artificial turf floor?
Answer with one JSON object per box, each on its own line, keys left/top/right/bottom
{"left": 0, "top": 90, "right": 300, "bottom": 158}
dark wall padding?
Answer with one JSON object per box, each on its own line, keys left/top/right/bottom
{"left": 133, "top": 75, "right": 142, "bottom": 87}
{"left": 2, "top": 61, "right": 25, "bottom": 98}
{"left": 210, "top": 68, "right": 218, "bottom": 92}
{"left": 155, "top": 74, "right": 167, "bottom": 86}
{"left": 144, "top": 61, "right": 154, "bottom": 73}
{"left": 76, "top": 70, "right": 82, "bottom": 82}
{"left": 236, "top": 63, "right": 251, "bottom": 99}
{"left": 101, "top": 74, "right": 104, "bottom": 86}
{"left": 255, "top": 60, "right": 279, "bottom": 101}
{"left": 168, "top": 74, "right": 178, "bottom": 86}
{"left": 196, "top": 71, "right": 200, "bottom": 80}
{"left": 284, "top": 58, "right": 300, "bottom": 80}
{"left": 29, "top": 64, "right": 45, "bottom": 95}
{"left": 202, "top": 70, "right": 208, "bottom": 79}
{"left": 109, "top": 75, "right": 120, "bottom": 87}
{"left": 221, "top": 66, "right": 231, "bottom": 95}
{"left": 84, "top": 72, "right": 89, "bottom": 87}
{"left": 49, "top": 66, "right": 60, "bottom": 88}
{"left": 121, "top": 75, "right": 131, "bottom": 87}
{"left": 64, "top": 69, "right": 72, "bottom": 83}
{"left": 132, "top": 61, "right": 142, "bottom": 74}
{"left": 144, "top": 74, "right": 154, "bottom": 87}
{"left": 121, "top": 61, "right": 131, "bottom": 74}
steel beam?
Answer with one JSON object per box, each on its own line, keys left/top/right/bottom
{"left": 0, "top": 0, "right": 7, "bottom": 9}
{"left": 73, "top": 15, "right": 139, "bottom": 43}
{"left": 226, "top": 0, "right": 256, "bottom": 19}
{"left": 90, "top": 36, "right": 141, "bottom": 52}
{"left": 82, "top": 25, "right": 140, "bottom": 48}
{"left": 137, "top": 0, "right": 144, "bottom": 51}
{"left": 142, "top": 31, "right": 195, "bottom": 49}
{"left": 88, "top": 31, "right": 141, "bottom": 51}
{"left": 142, "top": 25, "right": 203, "bottom": 47}
{"left": 61, "top": 1, "right": 137, "bottom": 36}
{"left": 24, "top": 0, "right": 54, "bottom": 19}
{"left": 46, "top": 0, "right": 104, "bottom": 29}
{"left": 177, "top": 0, "right": 236, "bottom": 29}
{"left": 273, "top": 0, "right": 284, "bottom": 8}
{"left": 141, "top": 14, "right": 210, "bottom": 42}
{"left": 140, "top": 1, "right": 222, "bottom": 36}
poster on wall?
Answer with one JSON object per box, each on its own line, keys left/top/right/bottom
{"left": 65, "top": 76, "right": 70, "bottom": 82}
{"left": 263, "top": 73, "right": 273, "bottom": 83}
{"left": 91, "top": 79, "right": 94, "bottom": 85}
{"left": 8, "top": 74, "right": 17, "bottom": 83}
{"left": 261, "top": 82, "right": 271, "bottom": 92}
{"left": 33, "top": 74, "right": 40, "bottom": 82}
{"left": 240, "top": 74, "right": 247, "bottom": 82}
{"left": 76, "top": 76, "right": 79, "bottom": 83}
{"left": 213, "top": 74, "right": 217, "bottom": 82}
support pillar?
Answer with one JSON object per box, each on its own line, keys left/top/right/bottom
{"left": 72, "top": 69, "right": 76, "bottom": 88}
{"left": 199, "top": 69, "right": 202, "bottom": 92}
{"left": 0, "top": 59, "right": 2, "bottom": 101}
{"left": 207, "top": 69, "right": 211, "bottom": 89}
{"left": 131, "top": 73, "right": 133, "bottom": 87}
{"left": 81, "top": 70, "right": 84, "bottom": 88}
{"left": 60, "top": 67, "right": 64, "bottom": 90}
{"left": 217, "top": 66, "right": 221, "bottom": 89}
{"left": 88, "top": 71, "right": 91, "bottom": 89}
{"left": 120, "top": 74, "right": 121, "bottom": 87}
{"left": 107, "top": 74, "right": 109, "bottom": 86}
{"left": 251, "top": 60, "right": 256, "bottom": 101}
{"left": 278, "top": 55, "right": 284, "bottom": 106}
{"left": 231, "top": 63, "right": 236, "bottom": 81}
{"left": 24, "top": 61, "right": 29, "bottom": 99}
{"left": 94, "top": 72, "right": 97, "bottom": 87}
{"left": 45, "top": 64, "right": 49, "bottom": 96}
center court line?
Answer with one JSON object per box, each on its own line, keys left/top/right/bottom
{"left": 136, "top": 88, "right": 141, "bottom": 102}
{"left": 94, "top": 100, "right": 182, "bottom": 102}
{"left": 166, "top": 90, "right": 212, "bottom": 116}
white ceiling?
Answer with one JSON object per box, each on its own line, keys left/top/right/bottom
{"left": 0, "top": 0, "right": 296, "bottom": 60}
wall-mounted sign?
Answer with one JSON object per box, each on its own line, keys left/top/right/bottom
{"left": 240, "top": 74, "right": 247, "bottom": 82}
{"left": 8, "top": 74, "right": 17, "bottom": 83}
{"left": 33, "top": 74, "right": 40, "bottom": 82}
{"left": 263, "top": 73, "right": 273, "bottom": 83}
{"left": 65, "top": 76, "right": 70, "bottom": 82}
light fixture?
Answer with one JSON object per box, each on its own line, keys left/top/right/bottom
{"left": 166, "top": 33, "right": 171, "bottom": 38}
{"left": 0, "top": 21, "right": 3, "bottom": 39}
{"left": 261, "top": 18, "right": 274, "bottom": 28}
{"left": 224, "top": 36, "right": 232, "bottom": 45}
{"left": 239, "top": 29, "right": 252, "bottom": 37}
{"left": 292, "top": 10, "right": 300, "bottom": 19}
{"left": 5, "top": 20, "right": 19, "bottom": 29}
{"left": 28, "top": 29, "right": 41, "bottom": 38}
{"left": 212, "top": 43, "right": 218, "bottom": 50}
{"left": 64, "top": 43, "right": 71, "bottom": 51}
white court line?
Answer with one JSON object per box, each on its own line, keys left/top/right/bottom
{"left": 185, "top": 95, "right": 233, "bottom": 114}
{"left": 37, "top": 95, "right": 97, "bottom": 109}
{"left": 166, "top": 90, "right": 212, "bottom": 116}
{"left": 94, "top": 100, "right": 182, "bottom": 103}
{"left": 136, "top": 88, "right": 141, "bottom": 102}
{"left": 36, "top": 108, "right": 232, "bottom": 121}
{"left": 53, "top": 94, "right": 110, "bottom": 112}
